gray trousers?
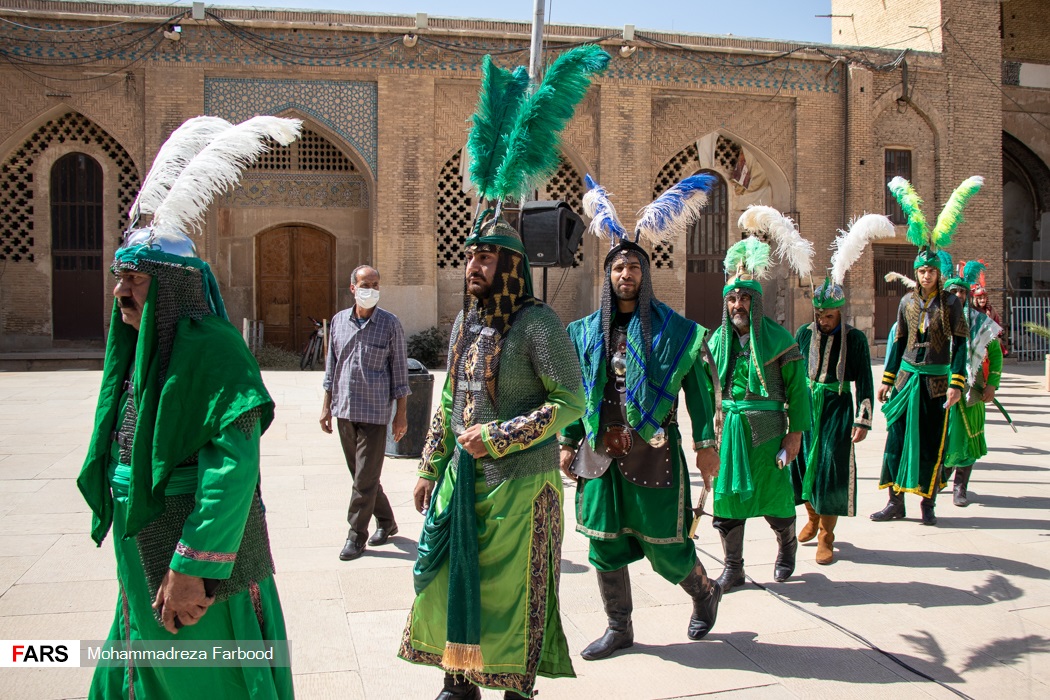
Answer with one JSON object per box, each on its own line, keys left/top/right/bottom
{"left": 336, "top": 419, "right": 396, "bottom": 543}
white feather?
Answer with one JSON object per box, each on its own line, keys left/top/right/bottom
{"left": 884, "top": 271, "right": 917, "bottom": 289}
{"left": 738, "top": 205, "right": 814, "bottom": 278}
{"left": 153, "top": 116, "right": 302, "bottom": 234}
{"left": 129, "top": 117, "right": 233, "bottom": 222}
{"left": 582, "top": 187, "right": 624, "bottom": 240}
{"left": 830, "top": 213, "right": 895, "bottom": 285}
{"left": 634, "top": 186, "right": 710, "bottom": 246}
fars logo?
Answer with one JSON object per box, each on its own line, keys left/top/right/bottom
{"left": 1, "top": 640, "right": 80, "bottom": 667}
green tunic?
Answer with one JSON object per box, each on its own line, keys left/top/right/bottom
{"left": 790, "top": 325, "right": 874, "bottom": 517}
{"left": 880, "top": 290, "right": 968, "bottom": 497}
{"left": 561, "top": 306, "right": 716, "bottom": 584}
{"left": 944, "top": 307, "right": 1003, "bottom": 470}
{"left": 90, "top": 401, "right": 292, "bottom": 699}
{"left": 710, "top": 318, "right": 811, "bottom": 520}
{"left": 399, "top": 304, "right": 584, "bottom": 698}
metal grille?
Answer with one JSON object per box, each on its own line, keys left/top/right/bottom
{"left": 249, "top": 127, "right": 355, "bottom": 172}
{"left": 1008, "top": 295, "right": 1050, "bottom": 362}
{"left": 873, "top": 245, "right": 915, "bottom": 339}
{"left": 884, "top": 149, "right": 912, "bottom": 225}
{"left": 50, "top": 153, "right": 103, "bottom": 265}
{"left": 0, "top": 112, "right": 139, "bottom": 262}
{"left": 686, "top": 170, "right": 728, "bottom": 274}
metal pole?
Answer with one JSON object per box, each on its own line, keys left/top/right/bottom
{"left": 528, "top": 0, "right": 546, "bottom": 84}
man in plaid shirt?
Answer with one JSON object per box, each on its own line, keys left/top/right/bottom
{"left": 320, "top": 265, "right": 410, "bottom": 561}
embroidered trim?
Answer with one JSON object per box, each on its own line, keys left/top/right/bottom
{"left": 694, "top": 439, "right": 716, "bottom": 450}
{"left": 175, "top": 542, "right": 237, "bottom": 563}
{"left": 484, "top": 403, "right": 558, "bottom": 459}
{"left": 249, "top": 581, "right": 265, "bottom": 629}
{"left": 419, "top": 404, "right": 448, "bottom": 479}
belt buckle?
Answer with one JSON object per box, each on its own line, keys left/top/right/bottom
{"left": 602, "top": 423, "right": 633, "bottom": 458}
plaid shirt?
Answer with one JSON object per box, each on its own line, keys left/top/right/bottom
{"left": 323, "top": 306, "right": 410, "bottom": 424}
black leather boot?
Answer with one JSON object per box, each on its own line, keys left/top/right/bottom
{"left": 581, "top": 567, "right": 634, "bottom": 660}
{"left": 870, "top": 490, "right": 906, "bottom": 521}
{"left": 679, "top": 562, "right": 722, "bottom": 640}
{"left": 953, "top": 467, "right": 972, "bottom": 507}
{"left": 435, "top": 673, "right": 480, "bottom": 700}
{"left": 713, "top": 519, "right": 746, "bottom": 591}
{"left": 768, "top": 516, "right": 797, "bottom": 582}
{"left": 921, "top": 496, "right": 937, "bottom": 526}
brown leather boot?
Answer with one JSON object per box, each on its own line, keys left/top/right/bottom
{"left": 798, "top": 502, "right": 820, "bottom": 543}
{"left": 815, "top": 515, "right": 837, "bottom": 565}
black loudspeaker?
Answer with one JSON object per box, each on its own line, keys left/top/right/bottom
{"left": 519, "top": 200, "right": 584, "bottom": 268}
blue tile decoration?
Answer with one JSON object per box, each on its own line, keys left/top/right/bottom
{"left": 204, "top": 78, "right": 378, "bottom": 175}
{"left": 0, "top": 19, "right": 839, "bottom": 94}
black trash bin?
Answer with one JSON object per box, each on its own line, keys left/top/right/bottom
{"left": 385, "top": 358, "right": 435, "bottom": 458}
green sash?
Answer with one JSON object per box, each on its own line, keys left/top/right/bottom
{"left": 881, "top": 360, "right": 949, "bottom": 492}
{"left": 801, "top": 380, "right": 844, "bottom": 501}
{"left": 716, "top": 398, "right": 785, "bottom": 502}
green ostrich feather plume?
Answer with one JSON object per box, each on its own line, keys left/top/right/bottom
{"left": 931, "top": 176, "right": 983, "bottom": 251}
{"left": 467, "top": 57, "right": 530, "bottom": 202}
{"left": 937, "top": 250, "right": 954, "bottom": 278}
{"left": 887, "top": 176, "right": 929, "bottom": 248}
{"left": 494, "top": 45, "right": 609, "bottom": 199}
{"left": 962, "top": 259, "right": 986, "bottom": 288}
{"left": 724, "top": 237, "right": 771, "bottom": 276}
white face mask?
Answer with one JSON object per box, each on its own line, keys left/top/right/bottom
{"left": 355, "top": 287, "right": 380, "bottom": 309}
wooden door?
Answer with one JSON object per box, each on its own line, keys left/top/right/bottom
{"left": 685, "top": 171, "right": 728, "bottom": 332}
{"left": 257, "top": 226, "right": 334, "bottom": 351}
{"left": 51, "top": 152, "right": 104, "bottom": 341}
{"left": 873, "top": 245, "right": 915, "bottom": 341}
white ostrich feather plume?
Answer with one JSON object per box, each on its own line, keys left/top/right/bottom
{"left": 830, "top": 213, "right": 895, "bottom": 285}
{"left": 153, "top": 116, "right": 302, "bottom": 234}
{"left": 129, "top": 117, "right": 233, "bottom": 222}
{"left": 884, "top": 271, "right": 917, "bottom": 289}
{"left": 738, "top": 205, "right": 814, "bottom": 278}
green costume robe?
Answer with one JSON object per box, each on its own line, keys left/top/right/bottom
{"left": 560, "top": 304, "right": 716, "bottom": 585}
{"left": 944, "top": 307, "right": 1003, "bottom": 470}
{"left": 399, "top": 304, "right": 584, "bottom": 698}
{"left": 790, "top": 324, "right": 874, "bottom": 517}
{"left": 709, "top": 317, "right": 812, "bottom": 519}
{"left": 79, "top": 303, "right": 292, "bottom": 700}
{"left": 880, "top": 289, "right": 968, "bottom": 497}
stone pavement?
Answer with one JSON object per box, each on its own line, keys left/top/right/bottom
{"left": 0, "top": 363, "right": 1048, "bottom": 700}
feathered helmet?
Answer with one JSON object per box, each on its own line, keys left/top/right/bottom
{"left": 464, "top": 45, "right": 609, "bottom": 288}
{"left": 731, "top": 205, "right": 815, "bottom": 296}
{"left": 887, "top": 175, "right": 983, "bottom": 271}
{"left": 971, "top": 264, "right": 989, "bottom": 298}
{"left": 813, "top": 214, "right": 895, "bottom": 309}
{"left": 944, "top": 260, "right": 986, "bottom": 297}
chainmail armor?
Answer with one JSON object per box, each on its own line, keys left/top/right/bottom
{"left": 449, "top": 304, "right": 582, "bottom": 485}
{"left": 600, "top": 246, "right": 653, "bottom": 360}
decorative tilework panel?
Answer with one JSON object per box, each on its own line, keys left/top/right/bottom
{"left": 204, "top": 78, "right": 377, "bottom": 175}
{"left": 224, "top": 174, "right": 368, "bottom": 209}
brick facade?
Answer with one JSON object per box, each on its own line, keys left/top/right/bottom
{"left": 0, "top": 0, "right": 1044, "bottom": 354}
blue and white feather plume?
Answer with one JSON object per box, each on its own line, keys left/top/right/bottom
{"left": 581, "top": 173, "right": 628, "bottom": 242}
{"left": 634, "top": 173, "right": 718, "bottom": 246}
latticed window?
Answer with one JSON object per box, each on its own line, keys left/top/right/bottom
{"left": 0, "top": 113, "right": 139, "bottom": 262}
{"left": 651, "top": 143, "right": 703, "bottom": 269}
{"left": 884, "top": 149, "right": 911, "bottom": 225}
{"left": 250, "top": 127, "right": 355, "bottom": 172}
{"left": 436, "top": 151, "right": 584, "bottom": 269}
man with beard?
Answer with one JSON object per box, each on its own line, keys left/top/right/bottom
{"left": 398, "top": 217, "right": 585, "bottom": 699}
{"left": 942, "top": 261, "right": 1003, "bottom": 507}
{"left": 873, "top": 176, "right": 977, "bottom": 526}
{"left": 558, "top": 174, "right": 723, "bottom": 661}
{"left": 709, "top": 235, "right": 812, "bottom": 590}
{"left": 78, "top": 116, "right": 298, "bottom": 699}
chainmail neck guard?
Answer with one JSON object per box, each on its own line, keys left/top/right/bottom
{"left": 601, "top": 244, "right": 654, "bottom": 360}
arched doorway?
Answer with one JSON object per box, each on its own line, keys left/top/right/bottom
{"left": 684, "top": 170, "right": 729, "bottom": 330}
{"left": 256, "top": 225, "right": 334, "bottom": 351}
{"left": 51, "top": 152, "right": 104, "bottom": 341}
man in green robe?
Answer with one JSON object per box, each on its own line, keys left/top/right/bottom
{"left": 559, "top": 238, "right": 722, "bottom": 661}
{"left": 791, "top": 279, "right": 873, "bottom": 566}
{"left": 942, "top": 263, "right": 1003, "bottom": 507}
{"left": 872, "top": 249, "right": 968, "bottom": 526}
{"left": 398, "top": 219, "right": 585, "bottom": 700}
{"left": 709, "top": 240, "right": 812, "bottom": 590}
{"left": 78, "top": 229, "right": 292, "bottom": 699}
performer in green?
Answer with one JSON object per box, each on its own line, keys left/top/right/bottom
{"left": 558, "top": 174, "right": 723, "bottom": 661}
{"left": 398, "top": 46, "right": 604, "bottom": 700}
{"left": 872, "top": 176, "right": 979, "bottom": 526}
{"left": 709, "top": 207, "right": 813, "bottom": 590}
{"left": 942, "top": 260, "right": 1003, "bottom": 507}
{"left": 78, "top": 116, "right": 302, "bottom": 699}
{"left": 791, "top": 214, "right": 891, "bottom": 565}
